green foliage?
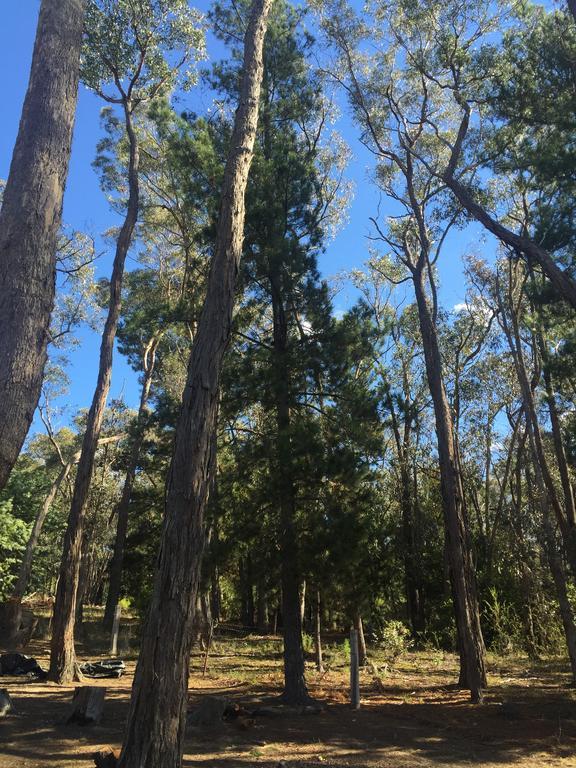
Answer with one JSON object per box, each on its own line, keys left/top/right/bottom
{"left": 374, "top": 620, "right": 412, "bottom": 664}
{"left": 81, "top": 0, "right": 205, "bottom": 101}
{"left": 0, "top": 501, "right": 30, "bottom": 599}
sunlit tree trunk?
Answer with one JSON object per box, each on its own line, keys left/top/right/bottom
{"left": 0, "top": 0, "right": 84, "bottom": 491}
{"left": 117, "top": 4, "right": 272, "bottom": 765}
{"left": 412, "top": 263, "right": 486, "bottom": 702}
{"left": 49, "top": 104, "right": 140, "bottom": 684}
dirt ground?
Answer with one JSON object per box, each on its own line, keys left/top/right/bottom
{"left": 1, "top": 633, "right": 575, "bottom": 768}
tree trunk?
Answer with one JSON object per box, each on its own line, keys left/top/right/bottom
{"left": 526, "top": 463, "right": 576, "bottom": 684}
{"left": 412, "top": 265, "right": 486, "bottom": 702}
{"left": 256, "top": 582, "right": 269, "bottom": 633}
{"left": 103, "top": 339, "right": 158, "bottom": 632}
{"left": 117, "top": 5, "right": 272, "bottom": 766}
{"left": 314, "top": 590, "right": 323, "bottom": 672}
{"left": 49, "top": 104, "right": 140, "bottom": 684}
{"left": 239, "top": 556, "right": 255, "bottom": 627}
{"left": 387, "top": 391, "right": 425, "bottom": 637}
{"left": 0, "top": 0, "right": 84, "bottom": 491}
{"left": 270, "top": 275, "right": 309, "bottom": 704}
{"left": 353, "top": 612, "right": 367, "bottom": 667}
{"left": 299, "top": 579, "right": 307, "bottom": 629}
{"left": 543, "top": 523, "right": 576, "bottom": 684}
{"left": 498, "top": 275, "right": 576, "bottom": 578}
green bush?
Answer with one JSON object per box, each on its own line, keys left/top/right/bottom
{"left": 375, "top": 620, "right": 412, "bottom": 663}
{"left": 0, "top": 500, "right": 30, "bottom": 599}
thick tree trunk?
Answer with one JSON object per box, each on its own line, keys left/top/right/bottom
{"left": 117, "top": 5, "right": 272, "bottom": 766}
{"left": 0, "top": 0, "right": 84, "bottom": 491}
{"left": 413, "top": 266, "right": 486, "bottom": 702}
{"left": 49, "top": 106, "right": 140, "bottom": 684}
{"left": 103, "top": 340, "right": 158, "bottom": 632}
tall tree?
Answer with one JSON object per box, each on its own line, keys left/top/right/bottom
{"left": 0, "top": 0, "right": 85, "bottom": 491}
{"left": 117, "top": 2, "right": 272, "bottom": 765}
{"left": 315, "top": 0, "right": 487, "bottom": 701}
{"left": 49, "top": 0, "right": 203, "bottom": 683}
{"left": 215, "top": 0, "right": 350, "bottom": 702}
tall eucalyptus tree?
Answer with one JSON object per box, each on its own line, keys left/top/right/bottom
{"left": 0, "top": 0, "right": 84, "bottom": 491}
{"left": 49, "top": 0, "right": 204, "bottom": 683}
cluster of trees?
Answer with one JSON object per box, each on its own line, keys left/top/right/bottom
{"left": 1, "top": 0, "right": 576, "bottom": 763}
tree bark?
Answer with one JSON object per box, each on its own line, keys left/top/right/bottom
{"left": 117, "top": 4, "right": 272, "bottom": 766}
{"left": 412, "top": 265, "right": 486, "bottom": 702}
{"left": 49, "top": 104, "right": 140, "bottom": 684}
{"left": 0, "top": 0, "right": 84, "bottom": 491}
{"left": 103, "top": 337, "right": 159, "bottom": 632}
{"left": 314, "top": 590, "right": 324, "bottom": 672}
{"left": 270, "top": 274, "right": 309, "bottom": 704}
{"left": 353, "top": 612, "right": 367, "bottom": 667}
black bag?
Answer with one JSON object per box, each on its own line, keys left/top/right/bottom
{"left": 0, "top": 653, "right": 47, "bottom": 679}
{"left": 79, "top": 659, "right": 125, "bottom": 679}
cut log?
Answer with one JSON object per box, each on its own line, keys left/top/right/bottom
{"left": 67, "top": 686, "right": 106, "bottom": 724}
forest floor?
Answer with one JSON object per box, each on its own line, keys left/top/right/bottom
{"left": 1, "top": 625, "right": 575, "bottom": 768}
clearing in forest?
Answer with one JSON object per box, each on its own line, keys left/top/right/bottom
{"left": 0, "top": 634, "right": 575, "bottom": 768}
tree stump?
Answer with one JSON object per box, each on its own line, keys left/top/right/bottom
{"left": 0, "top": 688, "right": 15, "bottom": 718}
{"left": 67, "top": 686, "right": 106, "bottom": 724}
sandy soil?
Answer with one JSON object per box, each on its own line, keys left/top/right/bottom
{"left": 1, "top": 636, "right": 575, "bottom": 768}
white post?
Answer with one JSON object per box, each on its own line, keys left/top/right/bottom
{"left": 110, "top": 604, "right": 121, "bottom": 656}
{"left": 350, "top": 628, "right": 360, "bottom": 709}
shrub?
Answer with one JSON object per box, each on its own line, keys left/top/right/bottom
{"left": 375, "top": 620, "right": 412, "bottom": 663}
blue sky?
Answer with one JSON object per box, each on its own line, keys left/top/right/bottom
{"left": 0, "top": 1, "right": 491, "bottom": 439}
